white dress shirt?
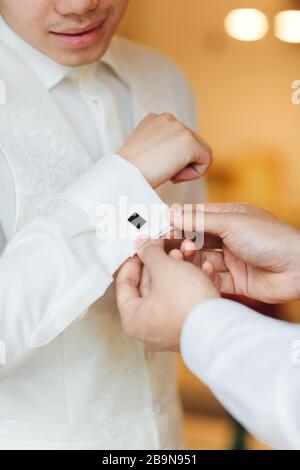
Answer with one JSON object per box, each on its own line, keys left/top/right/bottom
{"left": 0, "top": 16, "right": 204, "bottom": 449}
{"left": 181, "top": 298, "right": 300, "bottom": 449}
{"left": 0, "top": 18, "right": 169, "bottom": 371}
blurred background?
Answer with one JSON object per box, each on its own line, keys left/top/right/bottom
{"left": 119, "top": 0, "right": 300, "bottom": 450}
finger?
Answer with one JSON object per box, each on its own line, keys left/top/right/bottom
{"left": 136, "top": 238, "right": 169, "bottom": 273}
{"left": 116, "top": 256, "right": 143, "bottom": 311}
{"left": 171, "top": 164, "right": 202, "bottom": 183}
{"left": 203, "top": 202, "right": 259, "bottom": 215}
{"left": 201, "top": 250, "right": 227, "bottom": 272}
{"left": 181, "top": 239, "right": 196, "bottom": 251}
{"left": 191, "top": 134, "right": 213, "bottom": 177}
{"left": 193, "top": 250, "right": 205, "bottom": 268}
{"left": 202, "top": 260, "right": 216, "bottom": 283}
{"left": 167, "top": 202, "right": 254, "bottom": 223}
{"left": 164, "top": 209, "right": 223, "bottom": 249}
{"left": 172, "top": 132, "right": 213, "bottom": 183}
{"left": 169, "top": 249, "right": 184, "bottom": 261}
{"left": 215, "top": 272, "right": 236, "bottom": 295}
{"left": 181, "top": 239, "right": 196, "bottom": 262}
{"left": 142, "top": 112, "right": 159, "bottom": 123}
{"left": 168, "top": 205, "right": 229, "bottom": 238}
{"left": 140, "top": 265, "right": 151, "bottom": 298}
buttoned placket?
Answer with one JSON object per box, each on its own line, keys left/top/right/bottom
{"left": 68, "top": 64, "right": 164, "bottom": 433}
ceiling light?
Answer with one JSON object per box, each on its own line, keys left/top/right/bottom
{"left": 224, "top": 9, "right": 269, "bottom": 42}
{"left": 274, "top": 10, "right": 300, "bottom": 43}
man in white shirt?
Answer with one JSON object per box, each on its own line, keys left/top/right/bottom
{"left": 116, "top": 203, "right": 300, "bottom": 450}
{"left": 0, "top": 0, "right": 211, "bottom": 450}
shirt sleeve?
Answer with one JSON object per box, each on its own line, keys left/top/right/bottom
{"left": 180, "top": 298, "right": 300, "bottom": 450}
{"left": 0, "top": 153, "right": 170, "bottom": 374}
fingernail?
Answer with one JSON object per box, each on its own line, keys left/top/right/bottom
{"left": 184, "top": 240, "right": 196, "bottom": 251}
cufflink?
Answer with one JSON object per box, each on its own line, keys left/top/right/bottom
{"left": 128, "top": 212, "right": 147, "bottom": 230}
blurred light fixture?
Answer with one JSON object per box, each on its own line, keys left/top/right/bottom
{"left": 224, "top": 9, "right": 269, "bottom": 41}
{"left": 274, "top": 10, "right": 300, "bottom": 43}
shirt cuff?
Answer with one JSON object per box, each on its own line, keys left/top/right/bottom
{"left": 58, "top": 154, "right": 171, "bottom": 274}
{"left": 180, "top": 298, "right": 254, "bottom": 382}
{"left": 29, "top": 155, "right": 171, "bottom": 348}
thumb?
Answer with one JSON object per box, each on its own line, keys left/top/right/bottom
{"left": 136, "top": 238, "right": 169, "bottom": 273}
{"left": 203, "top": 212, "right": 231, "bottom": 238}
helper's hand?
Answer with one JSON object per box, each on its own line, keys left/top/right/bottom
{"left": 170, "top": 203, "right": 300, "bottom": 304}
{"left": 118, "top": 113, "right": 212, "bottom": 188}
{"left": 116, "top": 240, "right": 219, "bottom": 352}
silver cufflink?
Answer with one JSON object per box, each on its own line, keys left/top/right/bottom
{"left": 128, "top": 213, "right": 146, "bottom": 230}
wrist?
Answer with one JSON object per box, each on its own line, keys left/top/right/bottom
{"left": 182, "top": 291, "right": 220, "bottom": 331}
{"left": 117, "top": 151, "right": 156, "bottom": 188}
{"left": 284, "top": 231, "right": 300, "bottom": 301}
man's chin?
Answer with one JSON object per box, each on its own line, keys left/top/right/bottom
{"left": 45, "top": 43, "right": 110, "bottom": 67}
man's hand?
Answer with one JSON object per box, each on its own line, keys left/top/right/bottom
{"left": 118, "top": 113, "right": 212, "bottom": 188}
{"left": 170, "top": 203, "right": 300, "bottom": 304}
{"left": 115, "top": 239, "right": 219, "bottom": 352}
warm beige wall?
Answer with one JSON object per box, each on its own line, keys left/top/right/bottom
{"left": 119, "top": 0, "right": 300, "bottom": 223}
{"left": 118, "top": 2, "right": 300, "bottom": 416}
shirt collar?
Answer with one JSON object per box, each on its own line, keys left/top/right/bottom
{"left": 0, "top": 16, "right": 124, "bottom": 90}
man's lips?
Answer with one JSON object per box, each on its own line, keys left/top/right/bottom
{"left": 51, "top": 19, "right": 105, "bottom": 36}
{"left": 49, "top": 19, "right": 107, "bottom": 48}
